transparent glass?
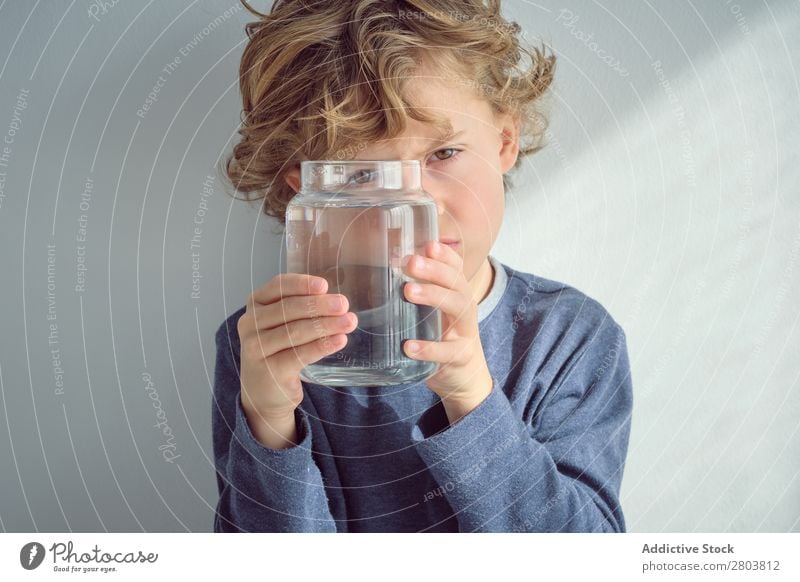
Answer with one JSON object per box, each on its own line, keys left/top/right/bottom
{"left": 285, "top": 160, "right": 441, "bottom": 387}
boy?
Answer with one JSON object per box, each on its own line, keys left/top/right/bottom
{"left": 213, "top": 0, "right": 633, "bottom": 532}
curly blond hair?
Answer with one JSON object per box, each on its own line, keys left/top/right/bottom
{"left": 221, "top": 0, "right": 556, "bottom": 226}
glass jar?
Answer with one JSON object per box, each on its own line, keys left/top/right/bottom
{"left": 285, "top": 160, "right": 442, "bottom": 387}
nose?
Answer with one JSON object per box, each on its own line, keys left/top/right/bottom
{"left": 420, "top": 173, "right": 447, "bottom": 216}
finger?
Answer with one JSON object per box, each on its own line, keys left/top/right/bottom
{"left": 249, "top": 273, "right": 329, "bottom": 307}
{"left": 271, "top": 332, "right": 351, "bottom": 375}
{"left": 240, "top": 293, "right": 350, "bottom": 333}
{"left": 427, "top": 240, "right": 464, "bottom": 269}
{"left": 402, "top": 253, "right": 466, "bottom": 293}
{"left": 403, "top": 338, "right": 466, "bottom": 365}
{"left": 249, "top": 312, "right": 358, "bottom": 358}
{"left": 404, "top": 282, "right": 475, "bottom": 328}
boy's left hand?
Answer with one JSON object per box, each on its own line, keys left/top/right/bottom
{"left": 401, "top": 241, "right": 494, "bottom": 420}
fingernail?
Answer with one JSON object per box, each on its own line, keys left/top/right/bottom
{"left": 329, "top": 296, "right": 343, "bottom": 309}
{"left": 415, "top": 256, "right": 426, "bottom": 270}
{"left": 406, "top": 341, "right": 419, "bottom": 353}
{"left": 431, "top": 241, "right": 441, "bottom": 254}
{"left": 311, "top": 278, "right": 326, "bottom": 292}
{"left": 407, "top": 283, "right": 421, "bottom": 296}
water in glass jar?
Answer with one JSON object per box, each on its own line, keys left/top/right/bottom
{"left": 286, "top": 200, "right": 441, "bottom": 386}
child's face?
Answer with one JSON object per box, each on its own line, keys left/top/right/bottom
{"left": 285, "top": 69, "right": 520, "bottom": 295}
{"left": 352, "top": 70, "right": 520, "bottom": 287}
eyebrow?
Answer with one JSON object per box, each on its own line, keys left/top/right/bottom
{"left": 414, "top": 129, "right": 465, "bottom": 156}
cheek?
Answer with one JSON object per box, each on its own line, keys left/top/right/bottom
{"left": 452, "top": 161, "right": 504, "bottom": 227}
{"left": 440, "top": 164, "right": 505, "bottom": 261}
{"left": 425, "top": 150, "right": 505, "bottom": 240}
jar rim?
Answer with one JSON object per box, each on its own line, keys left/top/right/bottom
{"left": 300, "top": 159, "right": 421, "bottom": 167}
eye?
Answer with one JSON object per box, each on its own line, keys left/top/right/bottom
{"left": 346, "top": 169, "right": 375, "bottom": 184}
{"left": 429, "top": 148, "right": 461, "bottom": 163}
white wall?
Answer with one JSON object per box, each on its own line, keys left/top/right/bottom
{"left": 498, "top": 1, "right": 800, "bottom": 531}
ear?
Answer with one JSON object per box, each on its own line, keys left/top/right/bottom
{"left": 497, "top": 112, "right": 521, "bottom": 174}
{"left": 285, "top": 167, "right": 300, "bottom": 193}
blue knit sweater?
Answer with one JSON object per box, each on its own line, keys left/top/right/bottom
{"left": 212, "top": 255, "right": 633, "bottom": 532}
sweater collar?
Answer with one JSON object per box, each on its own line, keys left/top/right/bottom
{"left": 477, "top": 254, "right": 508, "bottom": 323}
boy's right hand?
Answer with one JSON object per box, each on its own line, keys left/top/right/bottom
{"left": 236, "top": 273, "right": 357, "bottom": 447}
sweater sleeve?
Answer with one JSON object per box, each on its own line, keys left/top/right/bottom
{"left": 211, "top": 320, "right": 338, "bottom": 532}
{"left": 413, "top": 318, "right": 633, "bottom": 533}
